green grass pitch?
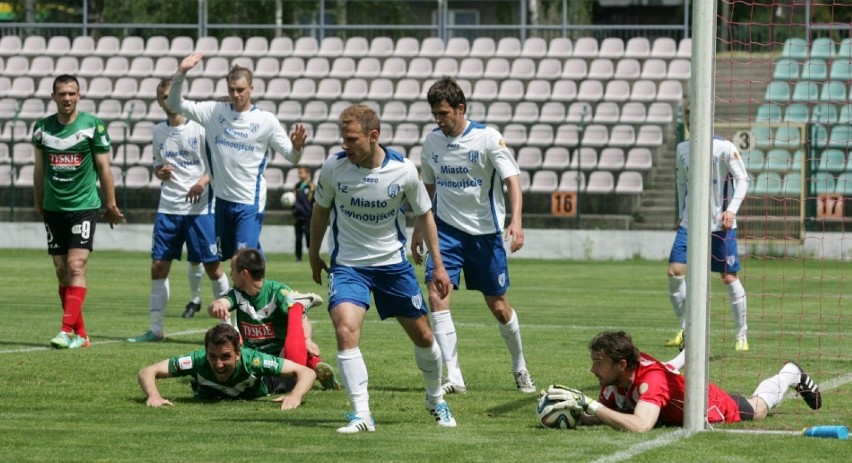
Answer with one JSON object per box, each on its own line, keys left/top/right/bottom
{"left": 0, "top": 249, "right": 848, "bottom": 462}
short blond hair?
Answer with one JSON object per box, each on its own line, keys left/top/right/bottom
{"left": 227, "top": 65, "right": 253, "bottom": 85}
{"left": 338, "top": 104, "right": 380, "bottom": 135}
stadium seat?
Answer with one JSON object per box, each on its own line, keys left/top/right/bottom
{"left": 539, "top": 101, "right": 567, "bottom": 124}
{"left": 640, "top": 58, "right": 667, "bottom": 80}
{"left": 354, "top": 57, "right": 381, "bottom": 79}
{"left": 341, "top": 78, "right": 367, "bottom": 101}
{"left": 576, "top": 80, "right": 603, "bottom": 102}
{"left": 252, "top": 57, "right": 280, "bottom": 80}
{"left": 105, "top": 120, "right": 129, "bottom": 143}
{"left": 502, "top": 123, "right": 528, "bottom": 147}
{"left": 393, "top": 37, "right": 420, "bottom": 59}
{"left": 520, "top": 37, "right": 547, "bottom": 59}
{"left": 27, "top": 56, "right": 54, "bottom": 79}
{"left": 791, "top": 149, "right": 804, "bottom": 171}
{"left": 264, "top": 167, "right": 286, "bottom": 190}
{"left": 516, "top": 147, "right": 543, "bottom": 170}
{"left": 513, "top": 101, "right": 539, "bottom": 124}
{"left": 482, "top": 58, "right": 510, "bottom": 80}
{"left": 820, "top": 81, "right": 847, "bottom": 102}
{"left": 11, "top": 142, "right": 35, "bottom": 164}
{"left": 277, "top": 100, "right": 302, "bottom": 122}
{"left": 598, "top": 37, "right": 624, "bottom": 59}
{"left": 561, "top": 58, "right": 588, "bottom": 80}
{"left": 243, "top": 36, "right": 268, "bottom": 58}
{"left": 529, "top": 170, "right": 558, "bottom": 193}
{"left": 293, "top": 37, "right": 319, "bottom": 58}
{"left": 168, "top": 36, "right": 194, "bottom": 57}
{"left": 781, "top": 172, "right": 802, "bottom": 197}
{"left": 497, "top": 79, "right": 525, "bottom": 102}
{"left": 620, "top": 102, "right": 647, "bottom": 124}
{"left": 609, "top": 124, "right": 637, "bottom": 147}
{"left": 94, "top": 35, "right": 120, "bottom": 57}
{"left": 186, "top": 78, "right": 214, "bottom": 99}
{"left": 145, "top": 100, "right": 166, "bottom": 122}
{"left": 756, "top": 104, "right": 782, "bottom": 122}
{"left": 742, "top": 149, "right": 765, "bottom": 172}
{"left": 791, "top": 81, "right": 819, "bottom": 102}
{"left": 6, "top": 76, "right": 35, "bottom": 99}
{"left": 368, "top": 37, "right": 396, "bottom": 59}
{"left": 265, "top": 78, "right": 292, "bottom": 101}
{"left": 112, "top": 77, "right": 139, "bottom": 100}
{"left": 420, "top": 37, "right": 445, "bottom": 58}
{"left": 268, "top": 36, "right": 294, "bottom": 58}
{"left": 406, "top": 101, "right": 432, "bottom": 123}
{"left": 299, "top": 145, "right": 328, "bottom": 167}
{"left": 392, "top": 122, "right": 421, "bottom": 146}
{"left": 597, "top": 147, "right": 625, "bottom": 170}
{"left": 445, "top": 37, "right": 470, "bottom": 58}
{"left": 151, "top": 57, "right": 178, "bottom": 78}
{"left": 800, "top": 59, "right": 828, "bottom": 80}
{"left": 646, "top": 102, "right": 673, "bottom": 124}
{"left": 15, "top": 164, "right": 35, "bottom": 186}
{"left": 834, "top": 172, "right": 852, "bottom": 195}
{"left": 311, "top": 122, "right": 340, "bottom": 146}
{"left": 0, "top": 164, "right": 11, "bottom": 186}
{"left": 587, "top": 58, "right": 615, "bottom": 80}
{"left": 586, "top": 171, "right": 615, "bottom": 193}
{"left": 829, "top": 59, "right": 852, "bottom": 80}
{"left": 615, "top": 171, "right": 644, "bottom": 193}
{"left": 838, "top": 104, "right": 852, "bottom": 124}
{"left": 114, "top": 144, "right": 142, "bottom": 166}
{"left": 318, "top": 37, "right": 344, "bottom": 58}
{"left": 593, "top": 102, "right": 620, "bottom": 124}
{"left": 624, "top": 37, "right": 651, "bottom": 59}
{"left": 524, "top": 79, "right": 552, "bottom": 102}
{"left": 0, "top": 35, "right": 21, "bottom": 58}
{"left": 572, "top": 37, "right": 599, "bottom": 59}
{"left": 4, "top": 55, "right": 29, "bottom": 77}
{"left": 526, "top": 124, "right": 555, "bottom": 147}
{"left": 342, "top": 37, "right": 369, "bottom": 58}
{"left": 839, "top": 37, "right": 852, "bottom": 58}
{"left": 581, "top": 124, "right": 609, "bottom": 148}
{"left": 810, "top": 37, "right": 836, "bottom": 60}
{"left": 470, "top": 37, "right": 496, "bottom": 58}
{"left": 558, "top": 171, "right": 586, "bottom": 192}
{"left": 280, "top": 57, "right": 305, "bottom": 77}
{"left": 0, "top": 120, "right": 29, "bottom": 143}
{"left": 127, "top": 57, "right": 154, "bottom": 78}
{"left": 486, "top": 101, "right": 513, "bottom": 124}
{"left": 652, "top": 37, "right": 678, "bottom": 59}
{"left": 408, "top": 145, "right": 423, "bottom": 166}
{"left": 546, "top": 37, "right": 573, "bottom": 59}
{"left": 394, "top": 79, "right": 421, "bottom": 102}
{"left": 315, "top": 78, "right": 342, "bottom": 100}
{"left": 433, "top": 57, "right": 460, "bottom": 78}
{"left": 603, "top": 80, "right": 630, "bottom": 102}
{"left": 301, "top": 100, "right": 329, "bottom": 123}
{"left": 818, "top": 148, "right": 847, "bottom": 172}
{"left": 123, "top": 99, "right": 148, "bottom": 121}
{"left": 20, "top": 35, "right": 46, "bottom": 57}
{"left": 304, "top": 57, "right": 330, "bottom": 79}
{"left": 781, "top": 37, "right": 808, "bottom": 60}
{"left": 614, "top": 58, "right": 641, "bottom": 80}
{"left": 118, "top": 36, "right": 145, "bottom": 57}
{"left": 763, "top": 149, "right": 791, "bottom": 172}
{"left": 811, "top": 124, "right": 829, "bottom": 148}
{"left": 194, "top": 36, "right": 219, "bottom": 56}
{"left": 495, "top": 37, "right": 521, "bottom": 58}
{"left": 470, "top": 79, "right": 498, "bottom": 102}
{"left": 656, "top": 80, "right": 683, "bottom": 102}
{"left": 629, "top": 79, "right": 657, "bottom": 102}
{"left": 810, "top": 171, "right": 836, "bottom": 195}
{"left": 382, "top": 101, "right": 407, "bottom": 123}
{"left": 143, "top": 36, "right": 169, "bottom": 57}
{"left": 330, "top": 57, "right": 356, "bottom": 79}
{"left": 569, "top": 147, "right": 597, "bottom": 170}
{"left": 509, "top": 58, "right": 536, "bottom": 80}
{"left": 367, "top": 78, "right": 394, "bottom": 101}
{"left": 784, "top": 103, "right": 809, "bottom": 123}
{"left": 764, "top": 81, "right": 790, "bottom": 103}
{"left": 535, "top": 58, "right": 562, "bottom": 80}
{"left": 565, "top": 102, "right": 593, "bottom": 123}
{"left": 406, "top": 57, "right": 433, "bottom": 79}
{"left": 751, "top": 172, "right": 783, "bottom": 195}
{"left": 772, "top": 58, "right": 800, "bottom": 81}
{"left": 379, "top": 57, "right": 406, "bottom": 79}
{"left": 554, "top": 124, "right": 580, "bottom": 146}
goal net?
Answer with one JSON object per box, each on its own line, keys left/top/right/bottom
{"left": 710, "top": 1, "right": 850, "bottom": 429}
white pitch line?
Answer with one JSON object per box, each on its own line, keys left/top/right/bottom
{"left": 0, "top": 328, "right": 208, "bottom": 354}
{"left": 589, "top": 429, "right": 693, "bottom": 463}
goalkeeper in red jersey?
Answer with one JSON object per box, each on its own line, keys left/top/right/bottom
{"left": 541, "top": 331, "right": 822, "bottom": 432}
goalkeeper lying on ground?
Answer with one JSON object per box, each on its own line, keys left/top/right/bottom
{"left": 541, "top": 330, "right": 822, "bottom": 432}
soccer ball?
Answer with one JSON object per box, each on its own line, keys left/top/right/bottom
{"left": 537, "top": 394, "right": 581, "bottom": 429}
{"left": 280, "top": 191, "right": 296, "bottom": 208}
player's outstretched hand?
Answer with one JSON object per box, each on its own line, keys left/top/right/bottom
{"left": 273, "top": 394, "right": 302, "bottom": 410}
{"left": 146, "top": 397, "right": 174, "bottom": 407}
{"left": 290, "top": 124, "right": 308, "bottom": 152}
{"left": 179, "top": 52, "right": 204, "bottom": 74}
{"left": 550, "top": 387, "right": 603, "bottom": 416}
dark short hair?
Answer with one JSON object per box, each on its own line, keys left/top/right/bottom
{"left": 232, "top": 248, "right": 265, "bottom": 280}
{"left": 427, "top": 75, "right": 466, "bottom": 109}
{"left": 204, "top": 323, "right": 241, "bottom": 351}
{"left": 588, "top": 331, "right": 641, "bottom": 370}
{"left": 52, "top": 74, "right": 80, "bottom": 94}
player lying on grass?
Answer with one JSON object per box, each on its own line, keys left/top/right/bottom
{"left": 137, "top": 323, "right": 316, "bottom": 409}
{"left": 207, "top": 248, "right": 341, "bottom": 391}
{"left": 541, "top": 330, "right": 822, "bottom": 432}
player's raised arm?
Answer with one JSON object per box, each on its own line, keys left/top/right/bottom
{"left": 137, "top": 359, "right": 174, "bottom": 407}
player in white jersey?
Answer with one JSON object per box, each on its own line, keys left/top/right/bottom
{"left": 128, "top": 79, "right": 230, "bottom": 343}
{"left": 666, "top": 118, "right": 750, "bottom": 351}
{"left": 308, "top": 104, "right": 456, "bottom": 433}
{"left": 411, "top": 76, "right": 535, "bottom": 395}
{"left": 167, "top": 52, "right": 307, "bottom": 260}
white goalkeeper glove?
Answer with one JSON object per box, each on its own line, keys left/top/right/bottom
{"left": 544, "top": 385, "right": 603, "bottom": 416}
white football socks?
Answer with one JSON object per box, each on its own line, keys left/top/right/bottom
{"left": 187, "top": 263, "right": 203, "bottom": 304}
{"left": 414, "top": 341, "right": 444, "bottom": 404}
{"left": 498, "top": 309, "right": 528, "bottom": 372}
{"left": 430, "top": 310, "right": 464, "bottom": 386}
{"left": 211, "top": 273, "right": 230, "bottom": 300}
{"left": 726, "top": 279, "right": 748, "bottom": 341}
{"left": 668, "top": 275, "right": 686, "bottom": 329}
{"left": 752, "top": 362, "right": 800, "bottom": 410}
{"left": 337, "top": 347, "right": 371, "bottom": 419}
{"left": 150, "top": 278, "right": 169, "bottom": 336}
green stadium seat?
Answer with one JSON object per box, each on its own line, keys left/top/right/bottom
{"left": 784, "top": 103, "right": 809, "bottom": 123}
{"left": 827, "top": 125, "right": 852, "bottom": 150}
{"left": 743, "top": 149, "right": 765, "bottom": 172}
{"left": 811, "top": 103, "right": 837, "bottom": 124}
{"left": 765, "top": 81, "right": 790, "bottom": 103}
{"left": 772, "top": 58, "right": 799, "bottom": 81}
{"left": 810, "top": 37, "right": 836, "bottom": 60}
{"left": 839, "top": 104, "right": 852, "bottom": 124}
{"left": 791, "top": 149, "right": 804, "bottom": 171}
{"left": 756, "top": 104, "right": 782, "bottom": 122}
{"left": 751, "top": 126, "right": 773, "bottom": 149}
{"left": 781, "top": 37, "right": 808, "bottom": 60}
{"left": 819, "top": 81, "right": 847, "bottom": 102}
{"left": 817, "top": 148, "right": 847, "bottom": 172}
{"left": 774, "top": 125, "right": 801, "bottom": 149}
{"left": 799, "top": 59, "right": 828, "bottom": 80}
{"left": 764, "top": 149, "right": 791, "bottom": 172}
{"left": 829, "top": 59, "right": 852, "bottom": 80}
{"left": 810, "top": 171, "right": 836, "bottom": 195}
{"left": 835, "top": 172, "right": 852, "bottom": 195}
{"left": 791, "top": 81, "right": 819, "bottom": 102}
{"left": 782, "top": 172, "right": 802, "bottom": 196}
{"left": 751, "top": 172, "right": 783, "bottom": 195}
{"left": 810, "top": 125, "right": 828, "bottom": 148}
{"left": 838, "top": 38, "right": 852, "bottom": 59}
